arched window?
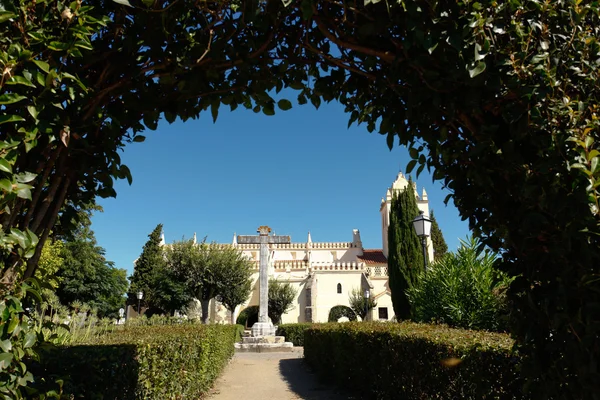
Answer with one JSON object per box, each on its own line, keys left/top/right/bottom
{"left": 337, "top": 283, "right": 342, "bottom": 294}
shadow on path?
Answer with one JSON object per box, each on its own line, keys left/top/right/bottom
{"left": 278, "top": 358, "right": 354, "bottom": 400}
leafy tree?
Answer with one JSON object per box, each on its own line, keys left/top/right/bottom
{"left": 387, "top": 183, "right": 424, "bottom": 320}
{"left": 217, "top": 249, "right": 253, "bottom": 324}
{"left": 348, "top": 288, "right": 377, "bottom": 321}
{"left": 407, "top": 236, "right": 512, "bottom": 332}
{"left": 429, "top": 210, "right": 448, "bottom": 260}
{"left": 148, "top": 266, "right": 191, "bottom": 316}
{"left": 1, "top": 0, "right": 599, "bottom": 395}
{"left": 167, "top": 238, "right": 251, "bottom": 323}
{"left": 55, "top": 222, "right": 128, "bottom": 319}
{"left": 128, "top": 224, "right": 188, "bottom": 314}
{"left": 268, "top": 279, "right": 297, "bottom": 325}
{"left": 129, "top": 224, "right": 165, "bottom": 309}
{"left": 165, "top": 238, "right": 205, "bottom": 320}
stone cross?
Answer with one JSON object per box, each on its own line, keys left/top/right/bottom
{"left": 238, "top": 226, "right": 290, "bottom": 335}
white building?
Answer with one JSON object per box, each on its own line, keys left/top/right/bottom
{"left": 193, "top": 172, "right": 434, "bottom": 325}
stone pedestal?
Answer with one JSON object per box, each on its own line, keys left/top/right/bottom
{"left": 234, "top": 322, "right": 293, "bottom": 353}
{"left": 251, "top": 322, "right": 276, "bottom": 337}
{"left": 234, "top": 335, "right": 293, "bottom": 353}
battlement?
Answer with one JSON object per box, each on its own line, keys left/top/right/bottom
{"left": 311, "top": 261, "right": 365, "bottom": 271}
{"left": 248, "top": 260, "right": 366, "bottom": 272}
{"left": 235, "top": 242, "right": 358, "bottom": 250}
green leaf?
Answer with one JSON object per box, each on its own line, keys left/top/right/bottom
{"left": 15, "top": 172, "right": 36, "bottom": 184}
{"left": 16, "top": 186, "right": 31, "bottom": 200}
{"left": 277, "top": 99, "right": 293, "bottom": 111}
{"left": 0, "top": 93, "right": 27, "bottom": 105}
{"left": 27, "top": 106, "right": 38, "bottom": 119}
{"left": 0, "top": 179, "right": 12, "bottom": 192}
{"left": 409, "top": 147, "right": 419, "bottom": 159}
{"left": 7, "top": 315, "right": 19, "bottom": 334}
{"left": 406, "top": 159, "right": 417, "bottom": 174}
{"left": 5, "top": 76, "right": 36, "bottom": 88}
{"left": 121, "top": 164, "right": 132, "bottom": 185}
{"left": 74, "top": 40, "right": 93, "bottom": 50}
{"left": 211, "top": 100, "right": 220, "bottom": 123}
{"left": 0, "top": 115, "right": 25, "bottom": 125}
{"left": 23, "top": 332, "right": 36, "bottom": 349}
{"left": 0, "top": 159, "right": 12, "bottom": 173}
{"left": 143, "top": 114, "right": 158, "bottom": 130}
{"left": 262, "top": 105, "right": 275, "bottom": 116}
{"left": 0, "top": 352, "right": 13, "bottom": 369}
{"left": 17, "top": 372, "right": 34, "bottom": 387}
{"left": 164, "top": 111, "right": 176, "bottom": 124}
{"left": 0, "top": 11, "right": 16, "bottom": 24}
{"left": 0, "top": 339, "right": 11, "bottom": 352}
{"left": 32, "top": 59, "right": 50, "bottom": 73}
{"left": 468, "top": 61, "right": 486, "bottom": 78}
{"left": 386, "top": 132, "right": 395, "bottom": 150}
{"left": 133, "top": 135, "right": 145, "bottom": 143}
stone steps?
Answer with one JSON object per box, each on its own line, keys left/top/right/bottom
{"left": 235, "top": 322, "right": 293, "bottom": 353}
{"left": 240, "top": 336, "right": 287, "bottom": 344}
{"left": 234, "top": 341, "right": 294, "bottom": 353}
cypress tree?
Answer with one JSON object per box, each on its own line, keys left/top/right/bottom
{"left": 387, "top": 181, "right": 424, "bottom": 320}
{"left": 430, "top": 210, "right": 448, "bottom": 259}
{"left": 128, "top": 223, "right": 165, "bottom": 310}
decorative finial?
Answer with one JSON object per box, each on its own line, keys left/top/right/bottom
{"left": 258, "top": 225, "right": 271, "bottom": 235}
{"left": 307, "top": 231, "right": 312, "bottom": 243}
{"left": 232, "top": 232, "right": 237, "bottom": 245}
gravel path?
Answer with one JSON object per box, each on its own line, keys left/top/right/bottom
{"left": 206, "top": 348, "right": 348, "bottom": 400}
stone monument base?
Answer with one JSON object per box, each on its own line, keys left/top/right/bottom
{"left": 234, "top": 335, "right": 294, "bottom": 353}
{"left": 250, "top": 321, "right": 276, "bottom": 337}
{"left": 234, "top": 322, "right": 293, "bottom": 353}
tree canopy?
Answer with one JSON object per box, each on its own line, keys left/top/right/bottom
{"left": 166, "top": 238, "right": 253, "bottom": 323}
{"left": 1, "top": 0, "right": 599, "bottom": 396}
{"left": 54, "top": 220, "right": 128, "bottom": 319}
{"left": 128, "top": 223, "right": 189, "bottom": 314}
{"left": 268, "top": 279, "right": 297, "bottom": 325}
{"left": 348, "top": 287, "right": 377, "bottom": 321}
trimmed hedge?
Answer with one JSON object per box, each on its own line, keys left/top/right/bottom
{"left": 34, "top": 324, "right": 238, "bottom": 399}
{"left": 276, "top": 323, "right": 315, "bottom": 346}
{"left": 304, "top": 322, "right": 524, "bottom": 399}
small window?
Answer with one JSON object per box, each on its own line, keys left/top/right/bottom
{"left": 378, "top": 307, "right": 389, "bottom": 320}
{"left": 337, "top": 283, "right": 342, "bottom": 294}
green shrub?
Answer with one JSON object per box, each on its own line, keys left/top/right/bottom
{"left": 304, "top": 322, "right": 523, "bottom": 399}
{"left": 407, "top": 236, "right": 513, "bottom": 332}
{"left": 234, "top": 324, "right": 245, "bottom": 342}
{"left": 328, "top": 305, "right": 357, "bottom": 322}
{"left": 235, "top": 305, "right": 258, "bottom": 327}
{"left": 276, "top": 323, "right": 314, "bottom": 346}
{"left": 33, "top": 324, "right": 238, "bottom": 399}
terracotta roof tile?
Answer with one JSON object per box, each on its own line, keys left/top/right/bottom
{"left": 357, "top": 249, "right": 387, "bottom": 265}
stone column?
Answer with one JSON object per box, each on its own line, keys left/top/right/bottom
{"left": 259, "top": 233, "right": 269, "bottom": 323}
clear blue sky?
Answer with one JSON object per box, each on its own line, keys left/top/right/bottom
{"left": 91, "top": 96, "right": 471, "bottom": 276}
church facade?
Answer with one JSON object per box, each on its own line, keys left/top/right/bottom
{"left": 201, "top": 172, "right": 434, "bottom": 324}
